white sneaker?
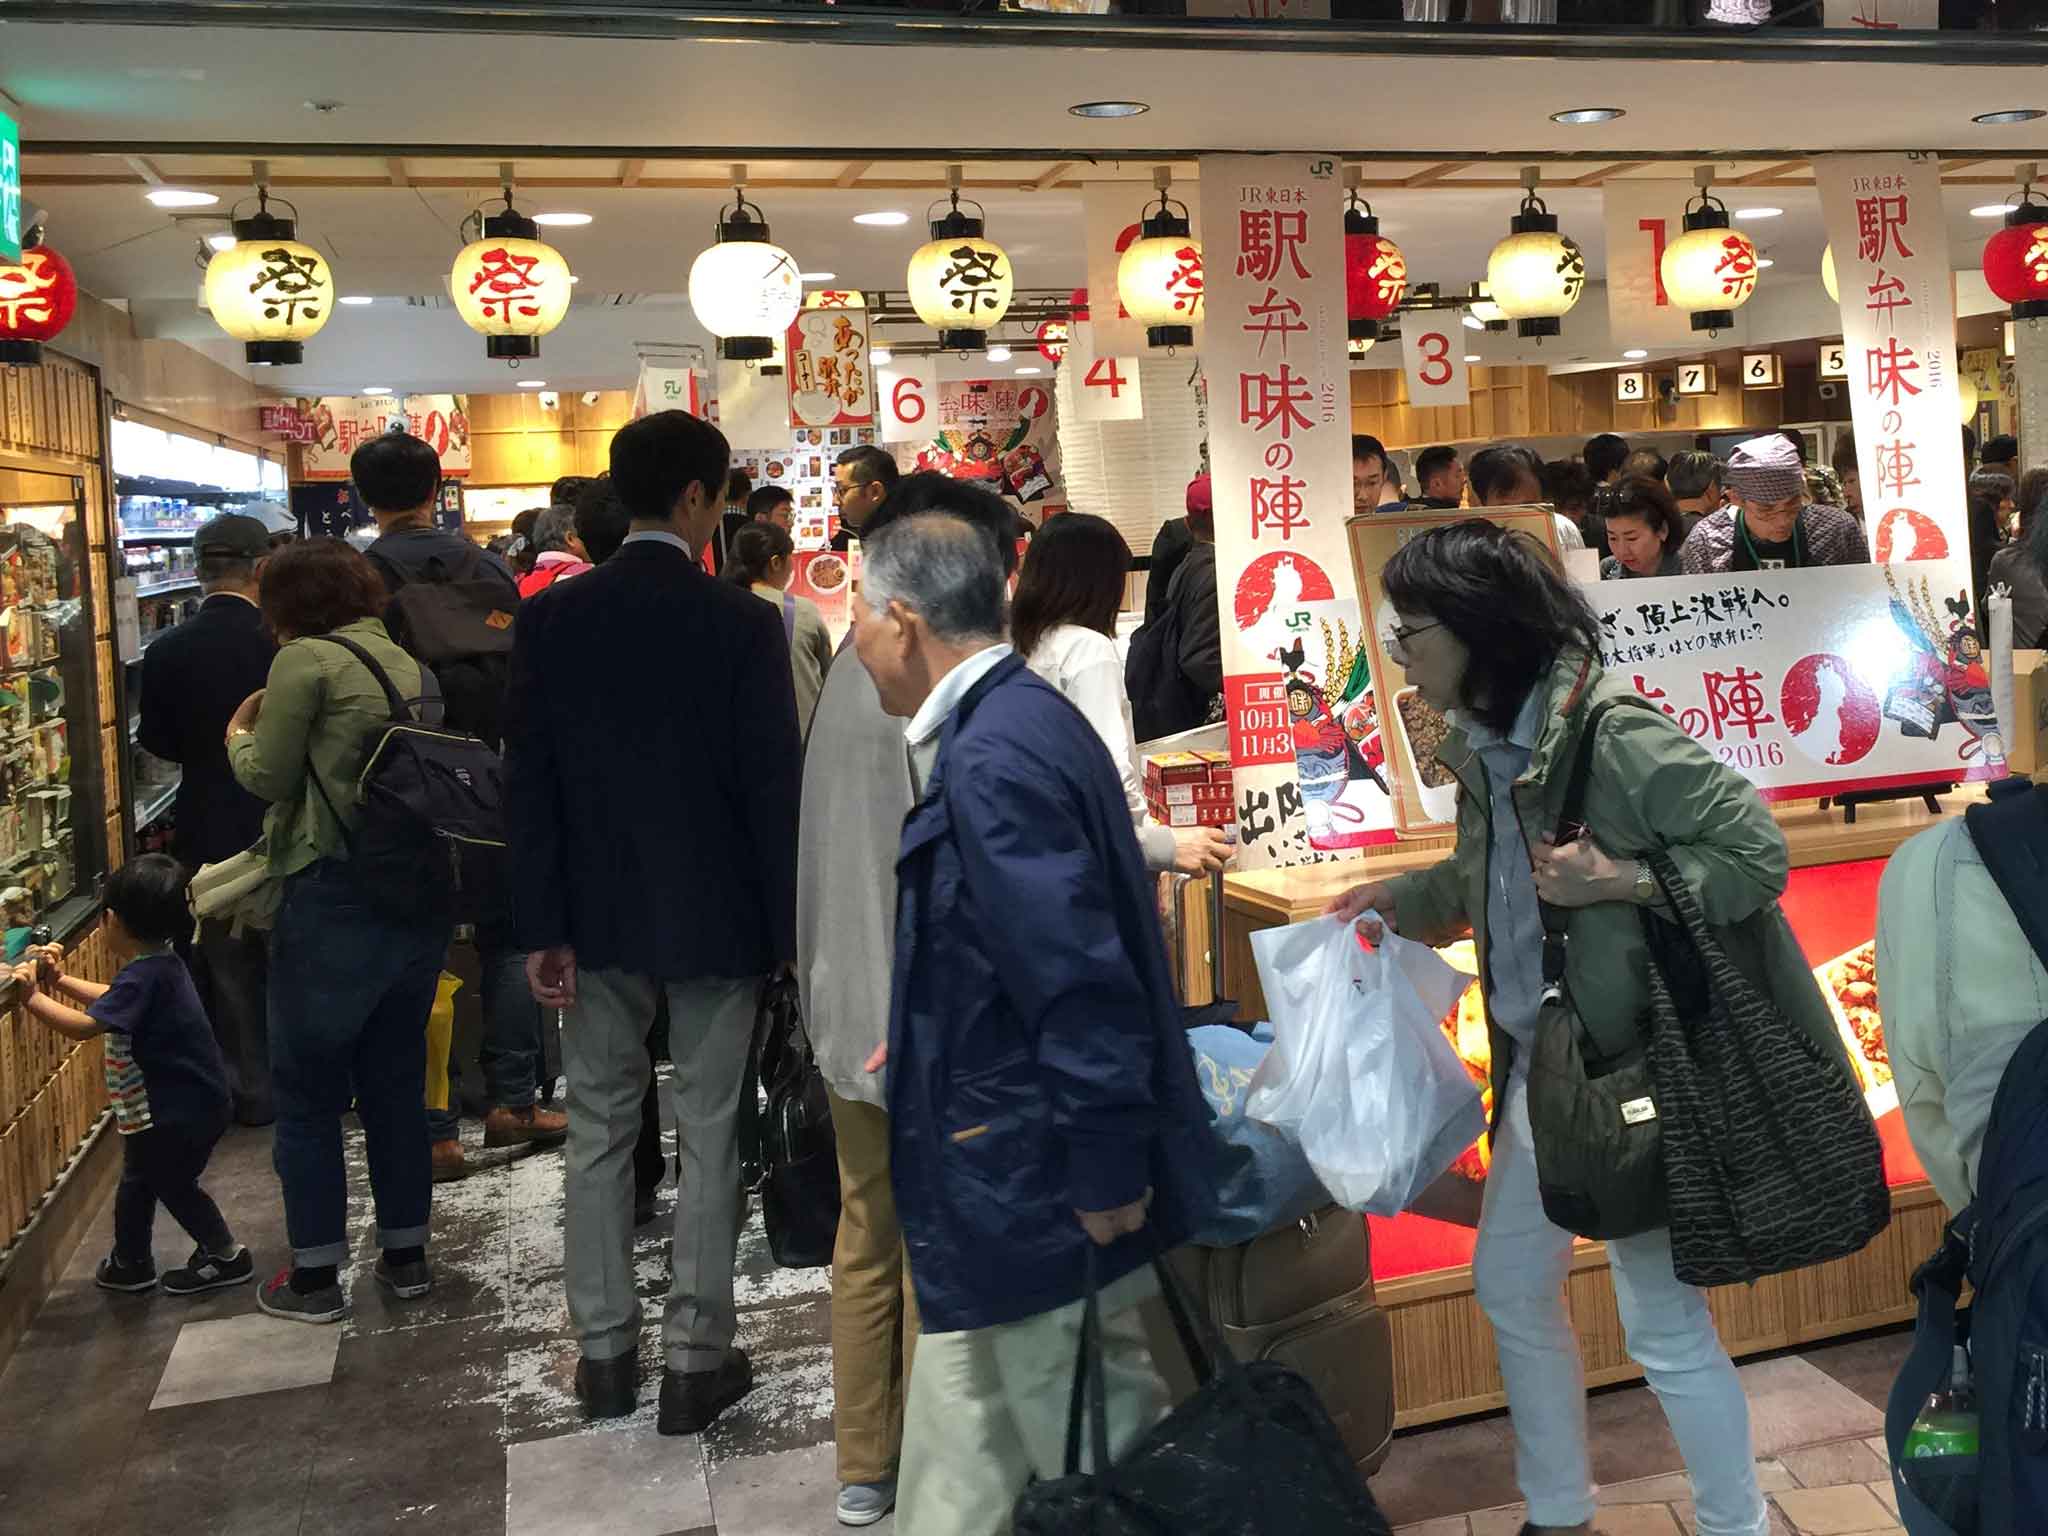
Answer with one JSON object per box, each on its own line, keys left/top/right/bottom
{"left": 836, "top": 1480, "right": 896, "bottom": 1527}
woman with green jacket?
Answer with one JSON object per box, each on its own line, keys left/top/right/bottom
{"left": 1327, "top": 522, "right": 1790, "bottom": 1536}
{"left": 225, "top": 538, "right": 446, "bottom": 1327}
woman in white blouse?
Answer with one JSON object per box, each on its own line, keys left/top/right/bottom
{"left": 1013, "top": 513, "right": 1232, "bottom": 876}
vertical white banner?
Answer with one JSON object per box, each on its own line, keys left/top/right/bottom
{"left": 632, "top": 364, "right": 699, "bottom": 421}
{"left": 1062, "top": 320, "right": 1145, "bottom": 423}
{"left": 1815, "top": 153, "right": 1970, "bottom": 565}
{"left": 1201, "top": 152, "right": 1394, "bottom": 866}
{"left": 876, "top": 359, "right": 938, "bottom": 444}
{"left": 1399, "top": 313, "right": 1470, "bottom": 407}
{"left": 715, "top": 360, "right": 792, "bottom": 448}
{"left": 1602, "top": 180, "right": 1703, "bottom": 348}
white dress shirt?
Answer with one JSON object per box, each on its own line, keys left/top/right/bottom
{"left": 905, "top": 642, "right": 1012, "bottom": 789}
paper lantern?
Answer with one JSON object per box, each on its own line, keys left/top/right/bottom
{"left": 907, "top": 196, "right": 1012, "bottom": 352}
{"left": 1117, "top": 199, "right": 1204, "bottom": 350}
{"left": 1659, "top": 207, "right": 1759, "bottom": 334}
{"left": 203, "top": 198, "right": 333, "bottom": 365}
{"left": 0, "top": 241, "right": 78, "bottom": 366}
{"left": 1821, "top": 244, "right": 1838, "bottom": 304}
{"left": 1344, "top": 203, "right": 1407, "bottom": 342}
{"left": 449, "top": 207, "right": 573, "bottom": 362}
{"left": 1959, "top": 373, "right": 1981, "bottom": 423}
{"left": 1485, "top": 190, "right": 1585, "bottom": 340}
{"left": 1036, "top": 317, "right": 1069, "bottom": 363}
{"left": 1468, "top": 283, "right": 1507, "bottom": 331}
{"left": 1982, "top": 199, "right": 2048, "bottom": 321}
{"left": 688, "top": 193, "right": 801, "bottom": 362}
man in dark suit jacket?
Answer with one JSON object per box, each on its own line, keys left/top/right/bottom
{"left": 505, "top": 409, "right": 801, "bottom": 1434}
{"left": 138, "top": 513, "right": 277, "bottom": 1124}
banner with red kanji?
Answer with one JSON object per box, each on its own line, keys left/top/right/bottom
{"left": 297, "top": 394, "right": 471, "bottom": 481}
{"left": 1200, "top": 152, "right": 1396, "bottom": 868}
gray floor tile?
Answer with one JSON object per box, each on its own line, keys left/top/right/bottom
{"left": 150, "top": 1309, "right": 343, "bottom": 1408}
{"left": 709, "top": 1442, "right": 892, "bottom": 1535}
{"left": 1735, "top": 1356, "right": 1885, "bottom": 1458}
{"left": 506, "top": 1423, "right": 713, "bottom": 1536}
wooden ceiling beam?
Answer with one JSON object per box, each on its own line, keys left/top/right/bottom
{"left": 1403, "top": 161, "right": 1467, "bottom": 187}
{"left": 619, "top": 157, "right": 646, "bottom": 187}
{"left": 121, "top": 155, "right": 163, "bottom": 185}
{"left": 834, "top": 160, "right": 872, "bottom": 188}
{"left": 1569, "top": 161, "right": 1647, "bottom": 186}
{"left": 1028, "top": 161, "right": 1072, "bottom": 192}
{"left": 386, "top": 157, "right": 410, "bottom": 187}
{"left": 1731, "top": 159, "right": 1807, "bottom": 184}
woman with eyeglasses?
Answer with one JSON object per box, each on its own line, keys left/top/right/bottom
{"left": 1326, "top": 522, "right": 1829, "bottom": 1536}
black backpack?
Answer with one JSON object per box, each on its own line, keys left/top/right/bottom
{"left": 737, "top": 973, "right": 840, "bottom": 1269}
{"left": 307, "top": 634, "right": 507, "bottom": 927}
{"left": 1887, "top": 778, "right": 2048, "bottom": 1535}
{"left": 1126, "top": 597, "right": 1207, "bottom": 745}
{"left": 367, "top": 545, "right": 516, "bottom": 751}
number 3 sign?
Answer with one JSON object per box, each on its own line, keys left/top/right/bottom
{"left": 1400, "top": 321, "right": 1469, "bottom": 407}
{"left": 878, "top": 358, "right": 937, "bottom": 443}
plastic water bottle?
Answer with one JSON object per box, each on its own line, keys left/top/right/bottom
{"left": 1903, "top": 1345, "right": 1981, "bottom": 1460}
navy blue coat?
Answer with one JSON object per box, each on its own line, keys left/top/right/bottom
{"left": 888, "top": 655, "right": 1217, "bottom": 1333}
{"left": 503, "top": 537, "right": 801, "bottom": 979}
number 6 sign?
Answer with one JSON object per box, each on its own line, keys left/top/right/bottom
{"left": 878, "top": 359, "right": 937, "bottom": 443}
{"left": 1400, "top": 320, "right": 1469, "bottom": 407}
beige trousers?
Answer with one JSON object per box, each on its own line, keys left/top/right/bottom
{"left": 894, "top": 1266, "right": 1168, "bottom": 1536}
{"left": 827, "top": 1089, "right": 920, "bottom": 1486}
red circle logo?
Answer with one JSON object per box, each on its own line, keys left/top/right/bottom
{"left": 1781, "top": 653, "right": 1880, "bottom": 767}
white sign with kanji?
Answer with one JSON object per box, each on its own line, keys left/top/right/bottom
{"left": 876, "top": 358, "right": 938, "bottom": 444}
{"left": 1399, "top": 317, "right": 1469, "bottom": 407}
{"left": 1062, "top": 320, "right": 1144, "bottom": 423}
{"left": 1602, "top": 180, "right": 1709, "bottom": 348}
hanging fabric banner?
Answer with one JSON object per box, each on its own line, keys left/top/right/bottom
{"left": 632, "top": 364, "right": 699, "bottom": 421}
{"left": 1063, "top": 320, "right": 1145, "bottom": 423}
{"left": 1199, "top": 151, "right": 1397, "bottom": 868}
{"left": 1398, "top": 311, "right": 1470, "bottom": 407}
{"left": 1602, "top": 180, "right": 1707, "bottom": 348}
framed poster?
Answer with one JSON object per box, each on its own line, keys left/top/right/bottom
{"left": 787, "top": 295, "right": 874, "bottom": 428}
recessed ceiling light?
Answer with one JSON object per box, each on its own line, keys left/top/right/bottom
{"left": 1975, "top": 109, "right": 2046, "bottom": 125}
{"left": 567, "top": 275, "right": 580, "bottom": 283}
{"left": 1734, "top": 207, "right": 1783, "bottom": 220}
{"left": 338, "top": 295, "right": 374, "bottom": 306}
{"left": 362, "top": 386, "right": 392, "bottom": 396}
{"left": 853, "top": 211, "right": 910, "bottom": 227}
{"left": 205, "top": 233, "right": 236, "bottom": 252}
{"left": 986, "top": 345, "right": 1013, "bottom": 362}
{"left": 1462, "top": 315, "right": 1485, "bottom": 331}
{"left": 871, "top": 348, "right": 893, "bottom": 365}
{"left": 146, "top": 188, "right": 218, "bottom": 208}
{"left": 1069, "top": 101, "right": 1149, "bottom": 119}
{"left": 516, "top": 380, "right": 550, "bottom": 389}
{"left": 1972, "top": 203, "right": 2014, "bottom": 218}
{"left": 1755, "top": 257, "right": 1776, "bottom": 268}
{"left": 532, "top": 212, "right": 592, "bottom": 227}
{"left": 1463, "top": 355, "right": 1482, "bottom": 363}
{"left": 1550, "top": 106, "right": 1624, "bottom": 125}
{"left": 1623, "top": 349, "right": 1649, "bottom": 359}
{"left": 1015, "top": 366, "right": 1043, "bottom": 375}
{"left": 800, "top": 271, "right": 838, "bottom": 283}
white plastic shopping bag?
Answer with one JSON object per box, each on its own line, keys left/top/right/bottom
{"left": 1243, "top": 914, "right": 1485, "bottom": 1216}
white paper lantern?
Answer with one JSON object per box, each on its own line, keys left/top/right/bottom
{"left": 451, "top": 212, "right": 573, "bottom": 361}
{"left": 203, "top": 201, "right": 333, "bottom": 365}
{"left": 1117, "top": 204, "right": 1205, "bottom": 350}
{"left": 1486, "top": 195, "right": 1586, "bottom": 341}
{"left": 1821, "top": 243, "right": 1839, "bottom": 303}
{"left": 689, "top": 203, "right": 801, "bottom": 362}
{"left": 1469, "top": 285, "right": 1507, "bottom": 329}
{"left": 907, "top": 200, "right": 1013, "bottom": 352}
{"left": 1659, "top": 210, "right": 1759, "bottom": 334}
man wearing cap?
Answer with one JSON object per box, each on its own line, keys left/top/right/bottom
{"left": 1142, "top": 472, "right": 1205, "bottom": 625}
{"left": 138, "top": 513, "right": 278, "bottom": 1125}
{"left": 1680, "top": 433, "right": 1870, "bottom": 576}
{"left": 1164, "top": 473, "right": 1222, "bottom": 718}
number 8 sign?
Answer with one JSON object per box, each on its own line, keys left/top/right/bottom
{"left": 1400, "top": 321, "right": 1469, "bottom": 407}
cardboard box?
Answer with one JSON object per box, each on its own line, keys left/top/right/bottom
{"left": 1146, "top": 798, "right": 1233, "bottom": 829}
{"left": 1194, "top": 749, "right": 1235, "bottom": 783}
{"left": 1156, "top": 781, "right": 1237, "bottom": 807}
{"left": 1143, "top": 751, "right": 1213, "bottom": 788}
{"left": 2010, "top": 649, "right": 2048, "bottom": 776}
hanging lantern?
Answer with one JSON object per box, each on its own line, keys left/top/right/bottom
{"left": 449, "top": 188, "right": 574, "bottom": 362}
{"left": 688, "top": 175, "right": 800, "bottom": 362}
{"left": 1485, "top": 172, "right": 1585, "bottom": 340}
{"left": 1982, "top": 190, "right": 2048, "bottom": 322}
{"left": 1658, "top": 178, "right": 1759, "bottom": 335}
{"left": 1036, "top": 317, "right": 1070, "bottom": 364}
{"left": 1959, "top": 373, "right": 1981, "bottom": 424}
{"left": 1344, "top": 192, "right": 1407, "bottom": 343}
{"left": 202, "top": 191, "right": 333, "bottom": 365}
{"left": 1821, "top": 243, "right": 1839, "bottom": 304}
{"left": 1117, "top": 173, "right": 1203, "bottom": 350}
{"left": 906, "top": 169, "right": 1013, "bottom": 353}
{"left": 1467, "top": 282, "right": 1508, "bottom": 333}
{"left": 0, "top": 232, "right": 78, "bottom": 367}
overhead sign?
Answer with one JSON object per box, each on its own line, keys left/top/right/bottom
{"left": 1741, "top": 352, "right": 1783, "bottom": 388}
{"left": 786, "top": 294, "right": 874, "bottom": 429}
{"left": 1602, "top": 180, "right": 1704, "bottom": 348}
{"left": 715, "top": 359, "right": 791, "bottom": 449}
{"left": 1676, "top": 361, "right": 1717, "bottom": 397}
{"left": 1063, "top": 319, "right": 1144, "bottom": 423}
{"left": 1399, "top": 314, "right": 1470, "bottom": 407}
{"left": 1819, "top": 340, "right": 1849, "bottom": 379}
{"left": 1615, "top": 370, "right": 1649, "bottom": 405}
{"left": 876, "top": 358, "right": 936, "bottom": 444}
{"left": 0, "top": 108, "right": 18, "bottom": 264}
{"left": 296, "top": 395, "right": 471, "bottom": 481}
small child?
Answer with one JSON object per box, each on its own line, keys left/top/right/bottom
{"left": 15, "top": 854, "right": 251, "bottom": 1295}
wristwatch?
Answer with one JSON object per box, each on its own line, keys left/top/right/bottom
{"left": 1633, "top": 859, "right": 1656, "bottom": 906}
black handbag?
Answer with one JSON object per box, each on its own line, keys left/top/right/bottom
{"left": 1524, "top": 699, "right": 1669, "bottom": 1241}
{"left": 1640, "top": 848, "right": 1891, "bottom": 1288}
{"left": 736, "top": 973, "right": 840, "bottom": 1269}
{"left": 1013, "top": 1251, "right": 1393, "bottom": 1536}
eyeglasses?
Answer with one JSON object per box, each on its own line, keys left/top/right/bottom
{"left": 1388, "top": 621, "right": 1442, "bottom": 660}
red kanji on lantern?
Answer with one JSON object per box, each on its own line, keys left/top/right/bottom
{"left": 0, "top": 244, "right": 79, "bottom": 365}
{"left": 1163, "top": 245, "right": 1204, "bottom": 316}
{"left": 1983, "top": 214, "right": 2048, "bottom": 319}
{"left": 1344, "top": 232, "right": 1407, "bottom": 322}
{"left": 467, "top": 246, "right": 545, "bottom": 321}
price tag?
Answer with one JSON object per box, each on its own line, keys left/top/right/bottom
{"left": 878, "top": 358, "right": 937, "bottom": 443}
{"left": 1676, "top": 361, "right": 1717, "bottom": 397}
{"left": 1818, "top": 341, "right": 1848, "bottom": 379}
{"left": 1065, "top": 320, "right": 1144, "bottom": 423}
{"left": 1400, "top": 319, "right": 1469, "bottom": 406}
{"left": 1741, "top": 352, "right": 1784, "bottom": 389}
{"left": 1615, "top": 370, "right": 1648, "bottom": 404}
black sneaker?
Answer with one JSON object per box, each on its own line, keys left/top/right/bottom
{"left": 95, "top": 1255, "right": 157, "bottom": 1293}
{"left": 256, "top": 1269, "right": 346, "bottom": 1325}
{"left": 658, "top": 1348, "right": 754, "bottom": 1436}
{"left": 162, "top": 1245, "right": 255, "bottom": 1296}
{"left": 373, "top": 1254, "right": 434, "bottom": 1300}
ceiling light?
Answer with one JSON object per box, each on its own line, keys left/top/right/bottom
{"left": 1975, "top": 109, "right": 2046, "bottom": 126}
{"left": 338, "top": 295, "right": 374, "bottom": 306}
{"left": 1463, "top": 354, "right": 1481, "bottom": 363}
{"left": 1733, "top": 207, "right": 1782, "bottom": 220}
{"left": 1462, "top": 314, "right": 1485, "bottom": 331}
{"left": 1755, "top": 257, "right": 1775, "bottom": 268}
{"left": 1623, "top": 348, "right": 1649, "bottom": 359}
{"left": 986, "top": 345, "right": 1012, "bottom": 362}
{"left": 1973, "top": 203, "right": 2014, "bottom": 218}
{"left": 800, "top": 271, "right": 838, "bottom": 282}
{"left": 147, "top": 189, "right": 219, "bottom": 208}
{"left": 1549, "top": 107, "right": 1624, "bottom": 125}
{"left": 516, "top": 379, "right": 550, "bottom": 389}
{"left": 205, "top": 233, "right": 236, "bottom": 252}
{"left": 854, "top": 210, "right": 910, "bottom": 227}
{"left": 871, "top": 348, "right": 893, "bottom": 365}
{"left": 1015, "top": 366, "right": 1043, "bottom": 375}
{"left": 361, "top": 386, "right": 392, "bottom": 396}
{"left": 531, "top": 212, "right": 592, "bottom": 227}
{"left": 1069, "top": 101, "right": 1149, "bottom": 119}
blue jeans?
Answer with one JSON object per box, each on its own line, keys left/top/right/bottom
{"left": 427, "top": 932, "right": 541, "bottom": 1140}
{"left": 268, "top": 859, "right": 445, "bottom": 1268}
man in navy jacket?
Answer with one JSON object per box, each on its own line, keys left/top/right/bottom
{"left": 504, "top": 409, "right": 801, "bottom": 1435}
{"left": 851, "top": 512, "right": 1216, "bottom": 1533}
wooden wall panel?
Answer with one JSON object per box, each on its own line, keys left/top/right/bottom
{"left": 54, "top": 292, "right": 273, "bottom": 453}
{"left": 460, "top": 389, "right": 635, "bottom": 489}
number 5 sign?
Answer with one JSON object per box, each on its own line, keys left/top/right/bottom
{"left": 1065, "top": 320, "right": 1144, "bottom": 423}
{"left": 878, "top": 358, "right": 937, "bottom": 443}
{"left": 1400, "top": 319, "right": 1468, "bottom": 407}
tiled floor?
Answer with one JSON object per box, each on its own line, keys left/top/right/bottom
{"left": 0, "top": 1092, "right": 1918, "bottom": 1536}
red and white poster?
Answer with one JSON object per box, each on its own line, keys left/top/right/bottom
{"left": 1062, "top": 320, "right": 1144, "bottom": 423}
{"left": 908, "top": 378, "right": 1060, "bottom": 506}
{"left": 1399, "top": 313, "right": 1470, "bottom": 407}
{"left": 1602, "top": 180, "right": 1705, "bottom": 349}
{"left": 1200, "top": 152, "right": 1395, "bottom": 868}
{"left": 876, "top": 359, "right": 936, "bottom": 445}
{"left": 789, "top": 549, "right": 852, "bottom": 643}
{"left": 297, "top": 394, "right": 470, "bottom": 481}
{"left": 786, "top": 293, "right": 874, "bottom": 429}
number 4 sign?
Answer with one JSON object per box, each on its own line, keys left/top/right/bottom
{"left": 1400, "top": 319, "right": 1469, "bottom": 407}
{"left": 878, "top": 358, "right": 937, "bottom": 443}
{"left": 1064, "top": 320, "right": 1144, "bottom": 423}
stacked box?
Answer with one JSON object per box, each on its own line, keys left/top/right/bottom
{"left": 1143, "top": 750, "right": 1235, "bottom": 829}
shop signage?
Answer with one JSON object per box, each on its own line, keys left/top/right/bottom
{"left": 789, "top": 549, "right": 851, "bottom": 642}
{"left": 296, "top": 394, "right": 471, "bottom": 481}
{"left": 1083, "top": 182, "right": 1203, "bottom": 356}
{"left": 259, "top": 403, "right": 319, "bottom": 442}
{"left": 876, "top": 358, "right": 936, "bottom": 444}
{"left": 0, "top": 109, "right": 18, "bottom": 265}
{"left": 1399, "top": 314, "right": 1469, "bottom": 407}
{"left": 1602, "top": 180, "right": 1705, "bottom": 348}
{"left": 1615, "top": 370, "right": 1648, "bottom": 404}
{"left": 905, "top": 377, "right": 1059, "bottom": 506}
{"left": 1676, "top": 361, "right": 1717, "bottom": 397}
{"left": 1818, "top": 341, "right": 1849, "bottom": 379}
{"left": 1063, "top": 320, "right": 1144, "bottom": 423}
{"left": 1200, "top": 151, "right": 1390, "bottom": 867}
{"left": 1740, "top": 351, "right": 1783, "bottom": 388}
{"left": 631, "top": 364, "right": 700, "bottom": 421}
{"left": 786, "top": 294, "right": 874, "bottom": 429}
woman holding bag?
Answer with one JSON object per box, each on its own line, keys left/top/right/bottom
{"left": 1325, "top": 522, "right": 1804, "bottom": 1536}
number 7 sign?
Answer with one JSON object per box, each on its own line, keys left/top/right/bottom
{"left": 1400, "top": 320, "right": 1469, "bottom": 407}
{"left": 1064, "top": 320, "right": 1144, "bottom": 423}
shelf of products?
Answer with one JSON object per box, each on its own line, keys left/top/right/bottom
{"left": 133, "top": 576, "right": 200, "bottom": 601}
{"left": 132, "top": 772, "right": 180, "bottom": 834}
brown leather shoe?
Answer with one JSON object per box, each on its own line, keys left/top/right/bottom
{"left": 483, "top": 1104, "right": 569, "bottom": 1148}
{"left": 430, "top": 1138, "right": 467, "bottom": 1183}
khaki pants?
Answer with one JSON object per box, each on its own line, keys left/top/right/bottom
{"left": 895, "top": 1266, "right": 1167, "bottom": 1536}
{"left": 828, "top": 1089, "right": 920, "bottom": 1485}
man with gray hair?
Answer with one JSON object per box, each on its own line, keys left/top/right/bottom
{"left": 852, "top": 513, "right": 1217, "bottom": 1535}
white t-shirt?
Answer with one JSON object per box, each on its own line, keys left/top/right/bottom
{"left": 1025, "top": 623, "right": 1178, "bottom": 873}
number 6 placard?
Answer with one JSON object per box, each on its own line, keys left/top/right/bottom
{"left": 878, "top": 359, "right": 937, "bottom": 443}
{"left": 1400, "top": 319, "right": 1468, "bottom": 407}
